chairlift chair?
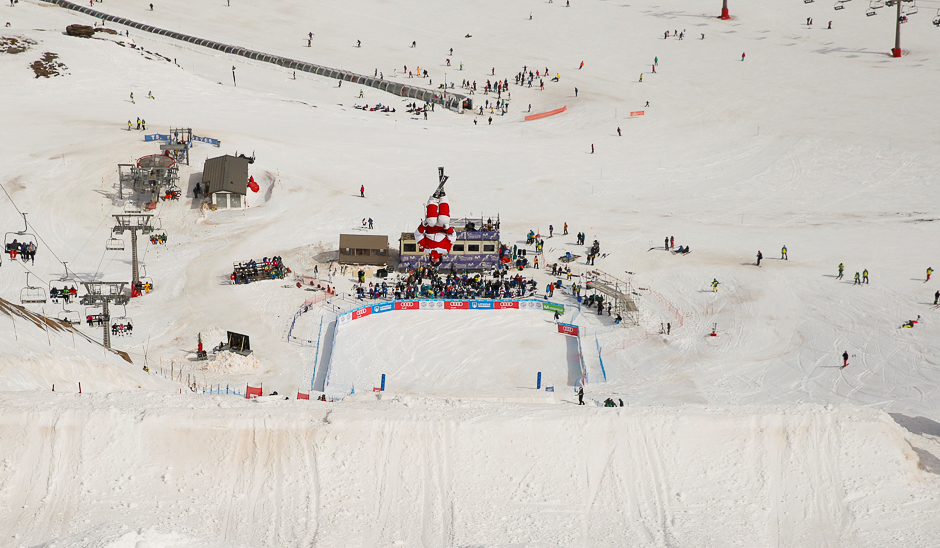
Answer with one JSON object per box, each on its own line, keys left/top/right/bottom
{"left": 110, "top": 308, "right": 134, "bottom": 337}
{"left": 870, "top": 0, "right": 885, "bottom": 7}
{"left": 138, "top": 276, "right": 154, "bottom": 294}
{"left": 867, "top": 6, "right": 877, "bottom": 14}
{"left": 934, "top": 8, "right": 940, "bottom": 25}
{"left": 904, "top": 1, "right": 917, "bottom": 15}
{"left": 834, "top": 1, "right": 845, "bottom": 9}
{"left": 106, "top": 237, "right": 125, "bottom": 251}
{"left": 4, "top": 213, "right": 36, "bottom": 257}
{"left": 804, "top": 0, "right": 814, "bottom": 3}
{"left": 57, "top": 305, "right": 81, "bottom": 326}
{"left": 20, "top": 273, "right": 47, "bottom": 304}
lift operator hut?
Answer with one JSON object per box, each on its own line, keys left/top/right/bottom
{"left": 202, "top": 155, "right": 249, "bottom": 210}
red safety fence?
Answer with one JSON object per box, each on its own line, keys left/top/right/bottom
{"left": 524, "top": 105, "right": 567, "bottom": 121}
{"left": 297, "top": 391, "right": 310, "bottom": 400}
{"left": 246, "top": 384, "right": 263, "bottom": 399}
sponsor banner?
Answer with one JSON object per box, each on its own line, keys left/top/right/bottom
{"left": 394, "top": 300, "right": 419, "bottom": 310}
{"left": 630, "top": 110, "right": 645, "bottom": 117}
{"left": 419, "top": 300, "right": 445, "bottom": 310}
{"left": 542, "top": 302, "right": 565, "bottom": 314}
{"left": 494, "top": 300, "right": 519, "bottom": 309}
{"left": 520, "top": 300, "right": 541, "bottom": 310}
{"left": 469, "top": 300, "right": 493, "bottom": 310}
{"left": 372, "top": 302, "right": 394, "bottom": 314}
{"left": 557, "top": 322, "right": 579, "bottom": 336}
{"left": 352, "top": 306, "right": 372, "bottom": 320}
{"left": 445, "top": 300, "right": 469, "bottom": 310}
{"left": 338, "top": 312, "right": 352, "bottom": 324}
{"left": 144, "top": 133, "right": 171, "bottom": 142}
{"left": 193, "top": 135, "right": 220, "bottom": 147}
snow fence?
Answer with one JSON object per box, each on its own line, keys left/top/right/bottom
{"left": 43, "top": 0, "right": 470, "bottom": 111}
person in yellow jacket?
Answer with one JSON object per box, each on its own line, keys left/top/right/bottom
{"left": 781, "top": 245, "right": 787, "bottom": 260}
{"left": 837, "top": 263, "right": 844, "bottom": 280}
{"left": 711, "top": 279, "right": 720, "bottom": 292}
{"left": 928, "top": 267, "right": 934, "bottom": 282}
{"left": 863, "top": 269, "right": 869, "bottom": 284}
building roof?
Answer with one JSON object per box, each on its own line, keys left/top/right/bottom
{"left": 203, "top": 155, "right": 249, "bottom": 196}
{"left": 339, "top": 233, "right": 389, "bottom": 249}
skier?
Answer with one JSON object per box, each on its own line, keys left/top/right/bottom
{"left": 549, "top": 225, "right": 553, "bottom": 237}
{"left": 578, "top": 386, "right": 584, "bottom": 405}
{"left": 574, "top": 87, "right": 578, "bottom": 97}
{"left": 781, "top": 245, "right": 787, "bottom": 260}
{"left": 639, "top": 73, "right": 643, "bottom": 82}
{"left": 359, "top": 89, "right": 364, "bottom": 98}
{"left": 579, "top": 61, "right": 584, "bottom": 69}
{"left": 712, "top": 279, "right": 720, "bottom": 292}
{"left": 357, "top": 40, "right": 361, "bottom": 47}
{"left": 130, "top": 92, "right": 135, "bottom": 104}
{"left": 670, "top": 236, "right": 674, "bottom": 248}
{"left": 842, "top": 350, "right": 849, "bottom": 369}
{"left": 665, "top": 237, "right": 669, "bottom": 250}
{"left": 863, "top": 269, "right": 869, "bottom": 284}
{"left": 141, "top": 119, "right": 146, "bottom": 130}
{"left": 837, "top": 263, "right": 844, "bottom": 280}
{"left": 617, "top": 127, "right": 621, "bottom": 136}
{"left": 667, "top": 322, "right": 671, "bottom": 335}
{"left": 488, "top": 116, "right": 492, "bottom": 125}
{"left": 828, "top": 21, "right": 832, "bottom": 29}
{"left": 741, "top": 52, "right": 746, "bottom": 61}
{"left": 934, "top": 290, "right": 939, "bottom": 305}
{"left": 148, "top": 91, "right": 153, "bottom": 99}
{"left": 927, "top": 267, "right": 933, "bottom": 282}
{"left": 756, "top": 250, "right": 762, "bottom": 266}
{"left": 854, "top": 272, "right": 860, "bottom": 285}
{"left": 149, "top": 3, "right": 153, "bottom": 11}
{"left": 652, "top": 64, "right": 656, "bottom": 74}
{"left": 654, "top": 56, "right": 658, "bottom": 66}
{"left": 360, "top": 185, "right": 365, "bottom": 198}
{"left": 368, "top": 218, "right": 373, "bottom": 229}
{"left": 591, "top": 144, "right": 594, "bottom": 154}
{"left": 127, "top": 120, "right": 132, "bottom": 131}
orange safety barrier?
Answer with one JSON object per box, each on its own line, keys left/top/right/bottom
{"left": 524, "top": 105, "right": 567, "bottom": 121}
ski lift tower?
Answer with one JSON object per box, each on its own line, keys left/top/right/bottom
{"left": 116, "top": 155, "right": 179, "bottom": 202}
{"left": 165, "top": 127, "right": 193, "bottom": 166}
{"left": 79, "top": 282, "right": 129, "bottom": 349}
{"left": 112, "top": 213, "right": 154, "bottom": 296}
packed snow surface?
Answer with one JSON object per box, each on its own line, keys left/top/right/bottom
{"left": 1, "top": 0, "right": 940, "bottom": 545}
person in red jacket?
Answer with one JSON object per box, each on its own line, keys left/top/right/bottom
{"left": 360, "top": 185, "right": 365, "bottom": 197}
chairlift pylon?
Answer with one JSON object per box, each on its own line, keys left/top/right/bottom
{"left": 20, "top": 272, "right": 47, "bottom": 304}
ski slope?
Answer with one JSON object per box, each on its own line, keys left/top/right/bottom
{"left": 328, "top": 309, "right": 574, "bottom": 395}
{"left": 1, "top": 0, "right": 940, "bottom": 545}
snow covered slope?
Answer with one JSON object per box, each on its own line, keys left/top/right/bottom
{"left": 1, "top": 392, "right": 939, "bottom": 548}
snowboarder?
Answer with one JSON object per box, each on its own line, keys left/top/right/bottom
{"left": 712, "top": 279, "right": 720, "bottom": 292}
{"left": 927, "top": 267, "right": 933, "bottom": 282}
{"left": 842, "top": 351, "right": 849, "bottom": 369}
{"left": 617, "top": 127, "right": 621, "bottom": 136}
{"left": 854, "top": 272, "right": 860, "bottom": 285}
{"left": 360, "top": 185, "right": 365, "bottom": 198}
{"left": 837, "top": 263, "right": 844, "bottom": 280}
{"left": 863, "top": 269, "right": 869, "bottom": 284}
{"left": 148, "top": 91, "right": 154, "bottom": 99}
{"left": 578, "top": 386, "right": 584, "bottom": 405}
{"left": 781, "top": 245, "right": 787, "bottom": 260}
{"left": 756, "top": 250, "right": 762, "bottom": 266}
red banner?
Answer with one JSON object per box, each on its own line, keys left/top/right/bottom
{"left": 246, "top": 385, "right": 263, "bottom": 399}
{"left": 630, "top": 110, "right": 645, "bottom": 117}
{"left": 444, "top": 301, "right": 469, "bottom": 309}
{"left": 353, "top": 307, "right": 372, "bottom": 320}
{"left": 557, "top": 324, "right": 579, "bottom": 336}
{"left": 297, "top": 392, "right": 310, "bottom": 400}
{"left": 495, "top": 301, "right": 519, "bottom": 309}
{"left": 394, "top": 301, "right": 419, "bottom": 310}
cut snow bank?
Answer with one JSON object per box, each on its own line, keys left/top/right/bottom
{"left": 0, "top": 392, "right": 938, "bottom": 548}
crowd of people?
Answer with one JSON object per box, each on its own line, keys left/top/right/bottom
{"left": 231, "top": 256, "right": 289, "bottom": 284}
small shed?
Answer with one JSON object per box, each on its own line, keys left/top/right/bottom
{"left": 203, "top": 155, "right": 249, "bottom": 209}
{"left": 339, "top": 234, "right": 389, "bottom": 266}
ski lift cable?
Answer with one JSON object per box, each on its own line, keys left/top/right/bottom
{"left": 0, "top": 181, "right": 90, "bottom": 284}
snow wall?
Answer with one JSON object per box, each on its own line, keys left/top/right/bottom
{"left": 42, "top": 0, "right": 470, "bottom": 111}
{"left": 0, "top": 393, "right": 935, "bottom": 548}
